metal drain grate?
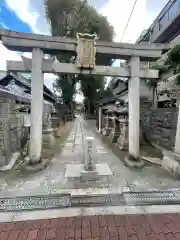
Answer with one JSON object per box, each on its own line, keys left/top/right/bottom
{"left": 124, "top": 191, "right": 180, "bottom": 205}
{"left": 1, "top": 191, "right": 180, "bottom": 211}
{"left": 0, "top": 194, "right": 71, "bottom": 211}
{"left": 72, "top": 194, "right": 125, "bottom": 207}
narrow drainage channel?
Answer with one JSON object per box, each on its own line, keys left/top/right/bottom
{"left": 1, "top": 191, "right": 180, "bottom": 212}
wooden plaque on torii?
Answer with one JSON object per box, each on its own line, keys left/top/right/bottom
{"left": 76, "top": 33, "right": 97, "bottom": 69}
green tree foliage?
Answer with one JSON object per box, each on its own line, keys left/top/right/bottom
{"left": 167, "top": 45, "right": 180, "bottom": 64}
{"left": 99, "top": 87, "right": 114, "bottom": 99}
{"left": 167, "top": 45, "right": 180, "bottom": 76}
{"left": 80, "top": 75, "right": 105, "bottom": 113}
{"left": 53, "top": 74, "right": 76, "bottom": 108}
{"left": 45, "top": 0, "right": 114, "bottom": 113}
{"left": 45, "top": 0, "right": 114, "bottom": 41}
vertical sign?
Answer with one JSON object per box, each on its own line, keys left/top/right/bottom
{"left": 76, "top": 33, "right": 97, "bottom": 69}
{"left": 84, "top": 137, "right": 95, "bottom": 171}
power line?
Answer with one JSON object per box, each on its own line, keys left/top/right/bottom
{"left": 120, "top": 0, "right": 138, "bottom": 42}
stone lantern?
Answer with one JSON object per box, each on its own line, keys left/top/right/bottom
{"left": 109, "top": 101, "right": 122, "bottom": 142}
{"left": 102, "top": 106, "right": 114, "bottom": 136}
{"left": 116, "top": 102, "right": 129, "bottom": 150}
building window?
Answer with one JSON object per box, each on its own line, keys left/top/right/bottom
{"left": 159, "top": 21, "right": 162, "bottom": 31}
{"left": 159, "top": 12, "right": 169, "bottom": 31}
{"left": 169, "top": 0, "right": 179, "bottom": 21}
{"left": 153, "top": 22, "right": 160, "bottom": 36}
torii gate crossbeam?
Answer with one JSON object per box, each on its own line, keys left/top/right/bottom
{"left": 0, "top": 29, "right": 173, "bottom": 60}
{"left": 6, "top": 58, "right": 159, "bottom": 78}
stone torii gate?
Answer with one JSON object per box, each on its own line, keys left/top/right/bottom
{"left": 0, "top": 29, "right": 172, "bottom": 169}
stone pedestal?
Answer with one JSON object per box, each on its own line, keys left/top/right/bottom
{"left": 117, "top": 119, "right": 128, "bottom": 150}
{"left": 109, "top": 118, "right": 121, "bottom": 143}
{"left": 65, "top": 163, "right": 113, "bottom": 182}
{"left": 42, "top": 128, "right": 55, "bottom": 148}
{"left": 81, "top": 168, "right": 99, "bottom": 182}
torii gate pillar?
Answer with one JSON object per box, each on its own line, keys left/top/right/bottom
{"left": 29, "top": 48, "right": 44, "bottom": 163}
{"left": 98, "top": 106, "right": 102, "bottom": 133}
{"left": 125, "top": 56, "right": 144, "bottom": 167}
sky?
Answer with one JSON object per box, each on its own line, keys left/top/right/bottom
{"left": 0, "top": 0, "right": 169, "bottom": 101}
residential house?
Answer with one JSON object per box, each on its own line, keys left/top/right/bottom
{"left": 0, "top": 72, "right": 55, "bottom": 168}
{"left": 108, "top": 77, "right": 153, "bottom": 110}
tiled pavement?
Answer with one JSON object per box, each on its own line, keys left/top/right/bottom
{"left": 1, "top": 214, "right": 180, "bottom": 240}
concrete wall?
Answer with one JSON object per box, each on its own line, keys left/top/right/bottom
{"left": 141, "top": 108, "right": 178, "bottom": 150}
{"left": 0, "top": 96, "right": 28, "bottom": 166}
{"left": 0, "top": 96, "right": 53, "bottom": 166}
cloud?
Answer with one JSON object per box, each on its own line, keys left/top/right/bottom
{"left": 100, "top": 0, "right": 161, "bottom": 85}
{"left": 100, "top": 0, "right": 157, "bottom": 43}
{"left": 0, "top": 44, "right": 54, "bottom": 90}
{"left": 25, "top": 0, "right": 51, "bottom": 35}
{"left": 5, "top": 0, "right": 40, "bottom": 33}
{"left": 0, "top": 41, "right": 21, "bottom": 71}
{"left": 87, "top": 0, "right": 110, "bottom": 11}
{"left": 0, "top": 44, "right": 55, "bottom": 90}
{"left": 147, "top": 0, "right": 168, "bottom": 13}
{"left": 5, "top": 0, "right": 50, "bottom": 35}
{"left": 0, "top": 22, "right": 9, "bottom": 29}
{"left": 2, "top": 0, "right": 55, "bottom": 90}
{"left": 44, "top": 73, "right": 55, "bottom": 91}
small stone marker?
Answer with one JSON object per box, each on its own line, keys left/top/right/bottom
{"left": 65, "top": 136, "right": 113, "bottom": 182}
{"left": 84, "top": 137, "right": 95, "bottom": 171}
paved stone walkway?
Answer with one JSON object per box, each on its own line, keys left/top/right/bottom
{"left": 0, "top": 115, "right": 180, "bottom": 198}
{"left": 1, "top": 214, "right": 180, "bottom": 239}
